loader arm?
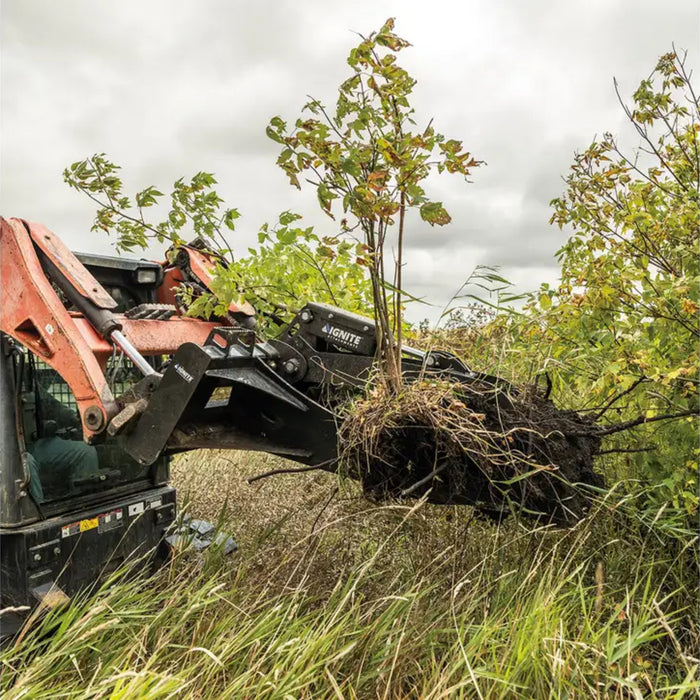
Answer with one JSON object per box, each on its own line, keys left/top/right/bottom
{"left": 1, "top": 217, "right": 471, "bottom": 471}
{"left": 0, "top": 218, "right": 244, "bottom": 438}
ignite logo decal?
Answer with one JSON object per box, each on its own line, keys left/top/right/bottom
{"left": 322, "top": 323, "right": 362, "bottom": 349}
{"left": 173, "top": 363, "right": 194, "bottom": 383}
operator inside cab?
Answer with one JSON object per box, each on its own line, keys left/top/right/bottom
{"left": 22, "top": 360, "right": 99, "bottom": 503}
{"left": 18, "top": 349, "right": 154, "bottom": 506}
{"left": 29, "top": 386, "right": 99, "bottom": 501}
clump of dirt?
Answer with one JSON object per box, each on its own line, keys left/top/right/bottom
{"left": 339, "top": 378, "right": 604, "bottom": 524}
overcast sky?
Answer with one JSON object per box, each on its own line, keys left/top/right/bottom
{"left": 2, "top": 0, "right": 698, "bottom": 323}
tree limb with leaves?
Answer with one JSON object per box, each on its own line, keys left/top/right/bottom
{"left": 63, "top": 155, "right": 373, "bottom": 327}
{"left": 267, "top": 18, "right": 482, "bottom": 391}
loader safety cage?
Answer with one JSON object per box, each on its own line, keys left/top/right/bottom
{"left": 0, "top": 235, "right": 183, "bottom": 637}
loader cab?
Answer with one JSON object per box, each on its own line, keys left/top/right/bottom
{"left": 10, "top": 345, "right": 168, "bottom": 511}
{"left": 0, "top": 254, "right": 177, "bottom": 636}
{"left": 75, "top": 251, "right": 164, "bottom": 312}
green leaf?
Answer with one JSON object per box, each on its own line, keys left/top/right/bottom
{"left": 277, "top": 227, "right": 298, "bottom": 245}
{"left": 224, "top": 208, "right": 240, "bottom": 231}
{"left": 266, "top": 125, "right": 284, "bottom": 144}
{"left": 278, "top": 211, "right": 303, "bottom": 226}
{"left": 341, "top": 158, "right": 362, "bottom": 178}
{"left": 419, "top": 202, "right": 451, "bottom": 226}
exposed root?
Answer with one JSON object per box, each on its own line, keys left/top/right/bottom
{"left": 338, "top": 378, "right": 604, "bottom": 524}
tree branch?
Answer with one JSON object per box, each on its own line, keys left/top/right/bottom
{"left": 594, "top": 376, "right": 648, "bottom": 420}
{"left": 247, "top": 460, "right": 335, "bottom": 484}
{"left": 568, "top": 409, "right": 697, "bottom": 437}
{"left": 596, "top": 446, "right": 656, "bottom": 455}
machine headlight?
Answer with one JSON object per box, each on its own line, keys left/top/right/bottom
{"left": 136, "top": 269, "right": 158, "bottom": 284}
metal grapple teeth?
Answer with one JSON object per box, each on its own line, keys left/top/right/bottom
{"left": 124, "top": 338, "right": 338, "bottom": 468}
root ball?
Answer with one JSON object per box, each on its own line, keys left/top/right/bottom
{"left": 338, "top": 379, "right": 603, "bottom": 524}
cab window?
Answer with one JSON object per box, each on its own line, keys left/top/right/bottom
{"left": 19, "top": 350, "right": 157, "bottom": 505}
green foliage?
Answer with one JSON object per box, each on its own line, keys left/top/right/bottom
{"left": 234, "top": 212, "right": 373, "bottom": 330}
{"left": 64, "top": 153, "right": 239, "bottom": 256}
{"left": 523, "top": 50, "right": 699, "bottom": 512}
{"left": 268, "top": 18, "right": 482, "bottom": 388}
{"left": 64, "top": 155, "right": 372, "bottom": 328}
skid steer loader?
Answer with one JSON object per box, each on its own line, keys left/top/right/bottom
{"left": 0, "top": 217, "right": 598, "bottom": 635}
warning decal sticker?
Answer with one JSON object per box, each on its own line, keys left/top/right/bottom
{"left": 128, "top": 502, "right": 145, "bottom": 517}
{"left": 61, "top": 509, "right": 124, "bottom": 538}
{"left": 98, "top": 508, "right": 124, "bottom": 534}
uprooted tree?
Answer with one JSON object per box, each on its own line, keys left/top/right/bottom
{"left": 265, "top": 19, "right": 605, "bottom": 520}
{"left": 266, "top": 18, "right": 481, "bottom": 393}
{"left": 64, "top": 23, "right": 697, "bottom": 523}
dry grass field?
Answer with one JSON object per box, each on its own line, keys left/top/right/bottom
{"left": 1, "top": 449, "right": 697, "bottom": 698}
{"left": 170, "top": 449, "right": 517, "bottom": 597}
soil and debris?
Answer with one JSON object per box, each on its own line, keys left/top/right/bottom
{"left": 339, "top": 378, "right": 604, "bottom": 524}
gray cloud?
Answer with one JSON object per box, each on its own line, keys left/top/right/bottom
{"left": 2, "top": 0, "right": 697, "bottom": 324}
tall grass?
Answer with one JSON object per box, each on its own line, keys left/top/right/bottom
{"left": 2, "top": 484, "right": 697, "bottom": 699}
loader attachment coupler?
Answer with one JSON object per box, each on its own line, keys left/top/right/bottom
{"left": 124, "top": 327, "right": 339, "bottom": 467}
